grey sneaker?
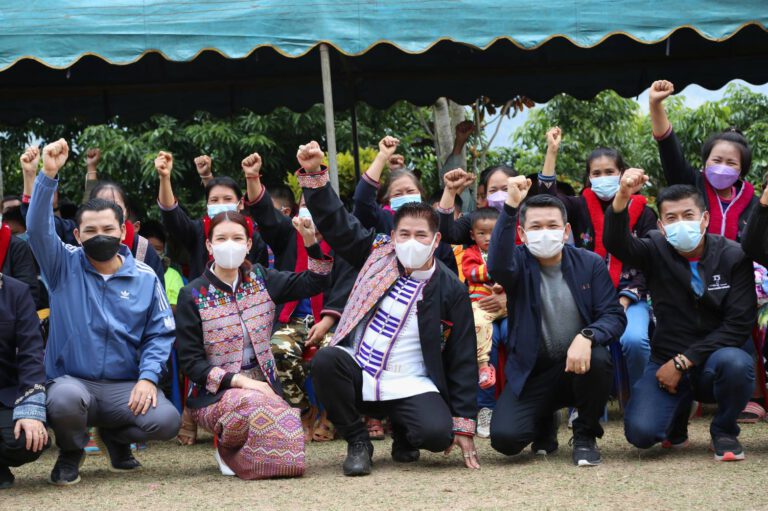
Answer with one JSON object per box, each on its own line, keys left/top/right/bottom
{"left": 476, "top": 408, "right": 493, "bottom": 439}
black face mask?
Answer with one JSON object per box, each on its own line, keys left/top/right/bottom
{"left": 82, "top": 235, "right": 121, "bottom": 262}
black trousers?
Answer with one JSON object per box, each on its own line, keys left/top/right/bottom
{"left": 0, "top": 408, "right": 47, "bottom": 469}
{"left": 312, "top": 347, "right": 453, "bottom": 451}
{"left": 490, "top": 346, "right": 613, "bottom": 456}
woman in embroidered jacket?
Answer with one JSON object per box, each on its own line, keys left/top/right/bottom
{"left": 175, "top": 210, "right": 333, "bottom": 479}
{"left": 294, "top": 141, "right": 479, "bottom": 477}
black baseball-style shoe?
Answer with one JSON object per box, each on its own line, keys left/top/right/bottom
{"left": 343, "top": 440, "right": 374, "bottom": 476}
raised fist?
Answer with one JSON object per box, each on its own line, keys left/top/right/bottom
{"left": 42, "top": 139, "right": 69, "bottom": 176}
{"left": 378, "top": 136, "right": 400, "bottom": 159}
{"left": 296, "top": 141, "right": 324, "bottom": 172}
{"left": 241, "top": 153, "right": 262, "bottom": 178}
{"left": 546, "top": 127, "right": 562, "bottom": 151}
{"left": 194, "top": 155, "right": 212, "bottom": 177}
{"left": 154, "top": 151, "right": 174, "bottom": 179}
{"left": 86, "top": 148, "right": 101, "bottom": 168}
{"left": 443, "top": 168, "right": 475, "bottom": 194}
{"left": 455, "top": 120, "right": 475, "bottom": 141}
{"left": 20, "top": 146, "right": 40, "bottom": 176}
{"left": 292, "top": 215, "right": 316, "bottom": 243}
{"left": 507, "top": 176, "right": 532, "bottom": 208}
{"left": 387, "top": 154, "right": 405, "bottom": 171}
{"left": 619, "top": 168, "right": 649, "bottom": 197}
{"left": 649, "top": 80, "right": 674, "bottom": 105}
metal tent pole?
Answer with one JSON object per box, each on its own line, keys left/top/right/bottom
{"left": 351, "top": 100, "right": 361, "bottom": 181}
{"left": 319, "top": 44, "right": 339, "bottom": 193}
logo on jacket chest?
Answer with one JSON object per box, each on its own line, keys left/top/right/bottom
{"left": 707, "top": 274, "right": 730, "bottom": 292}
{"left": 120, "top": 290, "right": 131, "bottom": 300}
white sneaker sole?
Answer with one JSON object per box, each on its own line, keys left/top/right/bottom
{"left": 576, "top": 458, "right": 602, "bottom": 467}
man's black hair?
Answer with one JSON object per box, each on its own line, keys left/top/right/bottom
{"left": 656, "top": 184, "right": 707, "bottom": 215}
{"left": 393, "top": 202, "right": 439, "bottom": 233}
{"left": 519, "top": 194, "right": 568, "bottom": 225}
{"left": 75, "top": 198, "right": 124, "bottom": 227}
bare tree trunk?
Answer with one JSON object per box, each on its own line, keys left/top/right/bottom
{"left": 433, "top": 97, "right": 467, "bottom": 177}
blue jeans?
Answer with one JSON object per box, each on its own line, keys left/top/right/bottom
{"left": 619, "top": 301, "right": 651, "bottom": 388}
{"left": 624, "top": 347, "right": 754, "bottom": 448}
{"left": 477, "top": 318, "right": 506, "bottom": 410}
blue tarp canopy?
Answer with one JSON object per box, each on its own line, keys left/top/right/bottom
{"left": 1, "top": 1, "right": 766, "bottom": 124}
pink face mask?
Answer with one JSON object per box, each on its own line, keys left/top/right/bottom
{"left": 704, "top": 164, "right": 740, "bottom": 190}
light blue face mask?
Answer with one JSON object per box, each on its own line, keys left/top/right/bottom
{"left": 589, "top": 175, "right": 621, "bottom": 201}
{"left": 390, "top": 194, "right": 421, "bottom": 211}
{"left": 664, "top": 220, "right": 704, "bottom": 253}
{"left": 15, "top": 232, "right": 30, "bottom": 243}
{"left": 298, "top": 207, "right": 313, "bottom": 220}
{"left": 207, "top": 203, "right": 238, "bottom": 218}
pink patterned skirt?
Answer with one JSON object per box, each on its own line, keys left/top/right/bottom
{"left": 194, "top": 388, "right": 305, "bottom": 479}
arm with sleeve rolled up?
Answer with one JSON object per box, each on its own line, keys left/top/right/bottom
{"left": 648, "top": 80, "right": 697, "bottom": 186}
{"left": 487, "top": 176, "right": 531, "bottom": 290}
{"left": 155, "top": 151, "right": 199, "bottom": 247}
{"left": 352, "top": 136, "right": 400, "bottom": 232}
{"left": 437, "top": 168, "right": 475, "bottom": 245}
{"left": 603, "top": 169, "right": 655, "bottom": 271}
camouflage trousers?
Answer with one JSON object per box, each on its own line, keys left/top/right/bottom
{"left": 271, "top": 316, "right": 337, "bottom": 410}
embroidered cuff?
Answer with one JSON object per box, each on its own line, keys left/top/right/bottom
{"left": 653, "top": 124, "right": 673, "bottom": 141}
{"left": 206, "top": 366, "right": 227, "bottom": 394}
{"left": 308, "top": 255, "right": 333, "bottom": 275}
{"left": 157, "top": 199, "right": 179, "bottom": 212}
{"left": 13, "top": 390, "right": 46, "bottom": 423}
{"left": 452, "top": 417, "right": 476, "bottom": 436}
{"left": 436, "top": 205, "right": 455, "bottom": 215}
{"left": 245, "top": 186, "right": 266, "bottom": 206}
{"left": 320, "top": 309, "right": 342, "bottom": 319}
{"left": 362, "top": 171, "right": 380, "bottom": 188}
{"left": 537, "top": 172, "right": 556, "bottom": 183}
{"left": 619, "top": 289, "right": 640, "bottom": 303}
{"left": 296, "top": 166, "right": 329, "bottom": 189}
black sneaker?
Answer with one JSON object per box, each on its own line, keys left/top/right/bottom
{"left": 0, "top": 466, "right": 14, "bottom": 490}
{"left": 342, "top": 441, "right": 373, "bottom": 476}
{"left": 391, "top": 426, "right": 420, "bottom": 463}
{"left": 532, "top": 412, "right": 560, "bottom": 455}
{"left": 711, "top": 435, "right": 745, "bottom": 462}
{"left": 570, "top": 437, "right": 602, "bottom": 467}
{"left": 94, "top": 428, "right": 142, "bottom": 472}
{"left": 49, "top": 449, "right": 85, "bottom": 486}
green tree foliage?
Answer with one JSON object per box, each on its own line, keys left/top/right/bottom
{"left": 499, "top": 84, "right": 768, "bottom": 197}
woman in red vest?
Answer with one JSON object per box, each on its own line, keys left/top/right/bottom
{"left": 539, "top": 127, "right": 657, "bottom": 392}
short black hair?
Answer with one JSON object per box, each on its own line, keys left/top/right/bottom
{"left": 75, "top": 198, "right": 124, "bottom": 227}
{"left": 702, "top": 128, "right": 752, "bottom": 177}
{"left": 519, "top": 194, "right": 568, "bottom": 226}
{"left": 205, "top": 176, "right": 242, "bottom": 202}
{"left": 138, "top": 219, "right": 166, "bottom": 244}
{"left": 270, "top": 184, "right": 297, "bottom": 213}
{"left": 471, "top": 207, "right": 499, "bottom": 228}
{"left": 656, "top": 184, "right": 707, "bottom": 215}
{"left": 3, "top": 195, "right": 21, "bottom": 203}
{"left": 393, "top": 202, "right": 439, "bottom": 234}
{"left": 2, "top": 206, "right": 25, "bottom": 227}
{"left": 429, "top": 190, "right": 463, "bottom": 210}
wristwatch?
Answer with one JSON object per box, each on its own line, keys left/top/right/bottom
{"left": 580, "top": 328, "right": 597, "bottom": 346}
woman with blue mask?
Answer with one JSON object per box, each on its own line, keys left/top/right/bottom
{"left": 351, "top": 136, "right": 459, "bottom": 275}
{"left": 539, "top": 127, "right": 658, "bottom": 394}
{"left": 156, "top": 151, "right": 268, "bottom": 280}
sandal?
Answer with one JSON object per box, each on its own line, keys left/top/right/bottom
{"left": 301, "top": 406, "right": 319, "bottom": 442}
{"left": 176, "top": 407, "right": 198, "bottom": 446}
{"left": 479, "top": 365, "right": 496, "bottom": 390}
{"left": 366, "top": 417, "right": 386, "bottom": 440}
{"left": 737, "top": 401, "right": 766, "bottom": 424}
{"left": 312, "top": 411, "right": 336, "bottom": 442}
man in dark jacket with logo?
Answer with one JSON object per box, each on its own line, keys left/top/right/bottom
{"left": 604, "top": 170, "right": 756, "bottom": 462}
{"left": 487, "top": 177, "right": 626, "bottom": 467}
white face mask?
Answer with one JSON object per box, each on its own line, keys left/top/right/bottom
{"left": 394, "top": 234, "right": 437, "bottom": 270}
{"left": 212, "top": 239, "right": 248, "bottom": 269}
{"left": 298, "top": 207, "right": 313, "bottom": 221}
{"left": 524, "top": 229, "right": 565, "bottom": 259}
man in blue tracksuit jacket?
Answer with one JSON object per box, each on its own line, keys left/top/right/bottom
{"left": 25, "top": 140, "right": 180, "bottom": 486}
{"left": 486, "top": 176, "right": 626, "bottom": 467}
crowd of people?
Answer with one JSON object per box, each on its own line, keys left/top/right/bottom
{"left": 2, "top": 79, "right": 768, "bottom": 487}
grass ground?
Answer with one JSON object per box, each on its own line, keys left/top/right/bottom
{"left": 3, "top": 415, "right": 767, "bottom": 511}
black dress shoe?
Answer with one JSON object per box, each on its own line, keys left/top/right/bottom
{"left": 95, "top": 428, "right": 142, "bottom": 472}
{"left": 391, "top": 427, "right": 420, "bottom": 463}
{"left": 343, "top": 441, "right": 373, "bottom": 476}
{"left": 49, "top": 449, "right": 85, "bottom": 486}
{"left": 0, "top": 465, "right": 14, "bottom": 489}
